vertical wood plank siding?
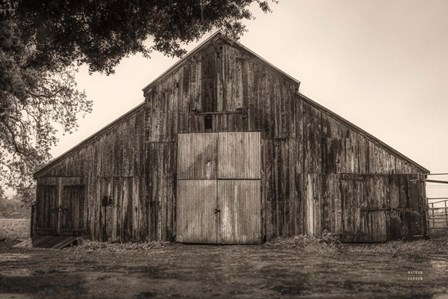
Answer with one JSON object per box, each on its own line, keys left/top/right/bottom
{"left": 60, "top": 186, "right": 84, "bottom": 232}
{"left": 35, "top": 36, "right": 427, "bottom": 242}
{"left": 35, "top": 106, "right": 148, "bottom": 241}
{"left": 218, "top": 180, "right": 261, "bottom": 244}
{"left": 218, "top": 132, "right": 261, "bottom": 179}
{"left": 177, "top": 133, "right": 218, "bottom": 180}
{"left": 176, "top": 180, "right": 218, "bottom": 243}
{"left": 36, "top": 185, "right": 58, "bottom": 234}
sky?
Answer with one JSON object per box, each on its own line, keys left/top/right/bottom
{"left": 52, "top": 0, "right": 448, "bottom": 197}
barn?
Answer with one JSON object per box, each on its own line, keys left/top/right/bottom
{"left": 32, "top": 32, "right": 429, "bottom": 244}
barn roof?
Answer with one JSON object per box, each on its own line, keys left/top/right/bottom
{"left": 34, "top": 31, "right": 429, "bottom": 176}
{"left": 33, "top": 103, "right": 145, "bottom": 177}
{"left": 298, "top": 93, "right": 429, "bottom": 173}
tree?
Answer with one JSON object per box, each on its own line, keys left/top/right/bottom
{"left": 0, "top": 0, "right": 275, "bottom": 203}
{"left": 0, "top": 16, "right": 92, "bottom": 203}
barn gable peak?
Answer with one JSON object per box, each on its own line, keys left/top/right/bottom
{"left": 141, "top": 31, "right": 301, "bottom": 96}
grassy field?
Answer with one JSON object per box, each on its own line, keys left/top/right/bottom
{"left": 0, "top": 236, "right": 447, "bottom": 298}
{"left": 0, "top": 219, "right": 30, "bottom": 240}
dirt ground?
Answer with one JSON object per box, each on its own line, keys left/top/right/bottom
{"left": 1, "top": 236, "right": 448, "bottom": 299}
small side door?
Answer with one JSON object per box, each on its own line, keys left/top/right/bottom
{"left": 59, "top": 185, "right": 85, "bottom": 235}
{"left": 341, "top": 175, "right": 387, "bottom": 243}
{"left": 36, "top": 177, "right": 85, "bottom": 237}
{"left": 36, "top": 184, "right": 58, "bottom": 235}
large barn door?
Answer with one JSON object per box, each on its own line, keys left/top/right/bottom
{"left": 176, "top": 132, "right": 261, "bottom": 244}
{"left": 177, "top": 133, "right": 218, "bottom": 243}
{"left": 177, "top": 180, "right": 218, "bottom": 243}
{"left": 218, "top": 180, "right": 261, "bottom": 244}
{"left": 217, "top": 132, "right": 261, "bottom": 244}
{"left": 341, "top": 175, "right": 387, "bottom": 242}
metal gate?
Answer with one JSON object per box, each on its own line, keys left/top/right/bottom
{"left": 428, "top": 198, "right": 448, "bottom": 235}
{"left": 426, "top": 174, "right": 448, "bottom": 236}
{"left": 176, "top": 132, "right": 261, "bottom": 244}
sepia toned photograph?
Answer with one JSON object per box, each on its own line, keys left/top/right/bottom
{"left": 1, "top": 0, "right": 447, "bottom": 298}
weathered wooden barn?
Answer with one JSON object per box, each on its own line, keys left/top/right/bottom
{"left": 33, "top": 32, "right": 429, "bottom": 244}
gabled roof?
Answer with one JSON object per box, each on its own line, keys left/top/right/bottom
{"left": 142, "top": 31, "right": 301, "bottom": 94}
{"left": 34, "top": 31, "right": 429, "bottom": 176}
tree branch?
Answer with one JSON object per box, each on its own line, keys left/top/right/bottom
{"left": 0, "top": 120, "right": 23, "bottom": 155}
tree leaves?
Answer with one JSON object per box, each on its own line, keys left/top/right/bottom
{"left": 0, "top": 0, "right": 276, "bottom": 203}
{"left": 14, "top": 0, "right": 275, "bottom": 74}
{"left": 0, "top": 17, "right": 92, "bottom": 203}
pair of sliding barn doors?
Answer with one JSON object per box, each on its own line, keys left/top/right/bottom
{"left": 35, "top": 180, "right": 84, "bottom": 236}
{"left": 176, "top": 132, "right": 261, "bottom": 244}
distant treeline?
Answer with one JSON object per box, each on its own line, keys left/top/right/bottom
{"left": 0, "top": 196, "right": 30, "bottom": 219}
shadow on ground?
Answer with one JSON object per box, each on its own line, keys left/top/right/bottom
{"left": 1, "top": 237, "right": 448, "bottom": 298}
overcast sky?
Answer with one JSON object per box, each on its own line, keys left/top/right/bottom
{"left": 53, "top": 0, "right": 448, "bottom": 196}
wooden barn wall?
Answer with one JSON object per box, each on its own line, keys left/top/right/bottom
{"left": 35, "top": 106, "right": 147, "bottom": 242}
{"left": 35, "top": 38, "right": 427, "bottom": 243}
{"left": 144, "top": 41, "right": 301, "bottom": 241}
{"left": 304, "top": 174, "right": 427, "bottom": 241}
{"left": 298, "top": 97, "right": 422, "bottom": 175}
{"left": 297, "top": 95, "right": 427, "bottom": 239}
{"left": 144, "top": 40, "right": 427, "bottom": 241}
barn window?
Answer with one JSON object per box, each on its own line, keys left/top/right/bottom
{"left": 102, "top": 195, "right": 113, "bottom": 207}
{"left": 204, "top": 115, "right": 213, "bottom": 132}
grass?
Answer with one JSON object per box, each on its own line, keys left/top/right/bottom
{"left": 7, "top": 231, "right": 448, "bottom": 257}
{"left": 65, "top": 239, "right": 168, "bottom": 253}
{"left": 346, "top": 236, "right": 448, "bottom": 255}
{"left": 267, "top": 231, "right": 448, "bottom": 256}
{"left": 266, "top": 230, "right": 344, "bottom": 254}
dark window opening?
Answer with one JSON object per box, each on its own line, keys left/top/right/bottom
{"left": 205, "top": 115, "right": 213, "bottom": 132}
